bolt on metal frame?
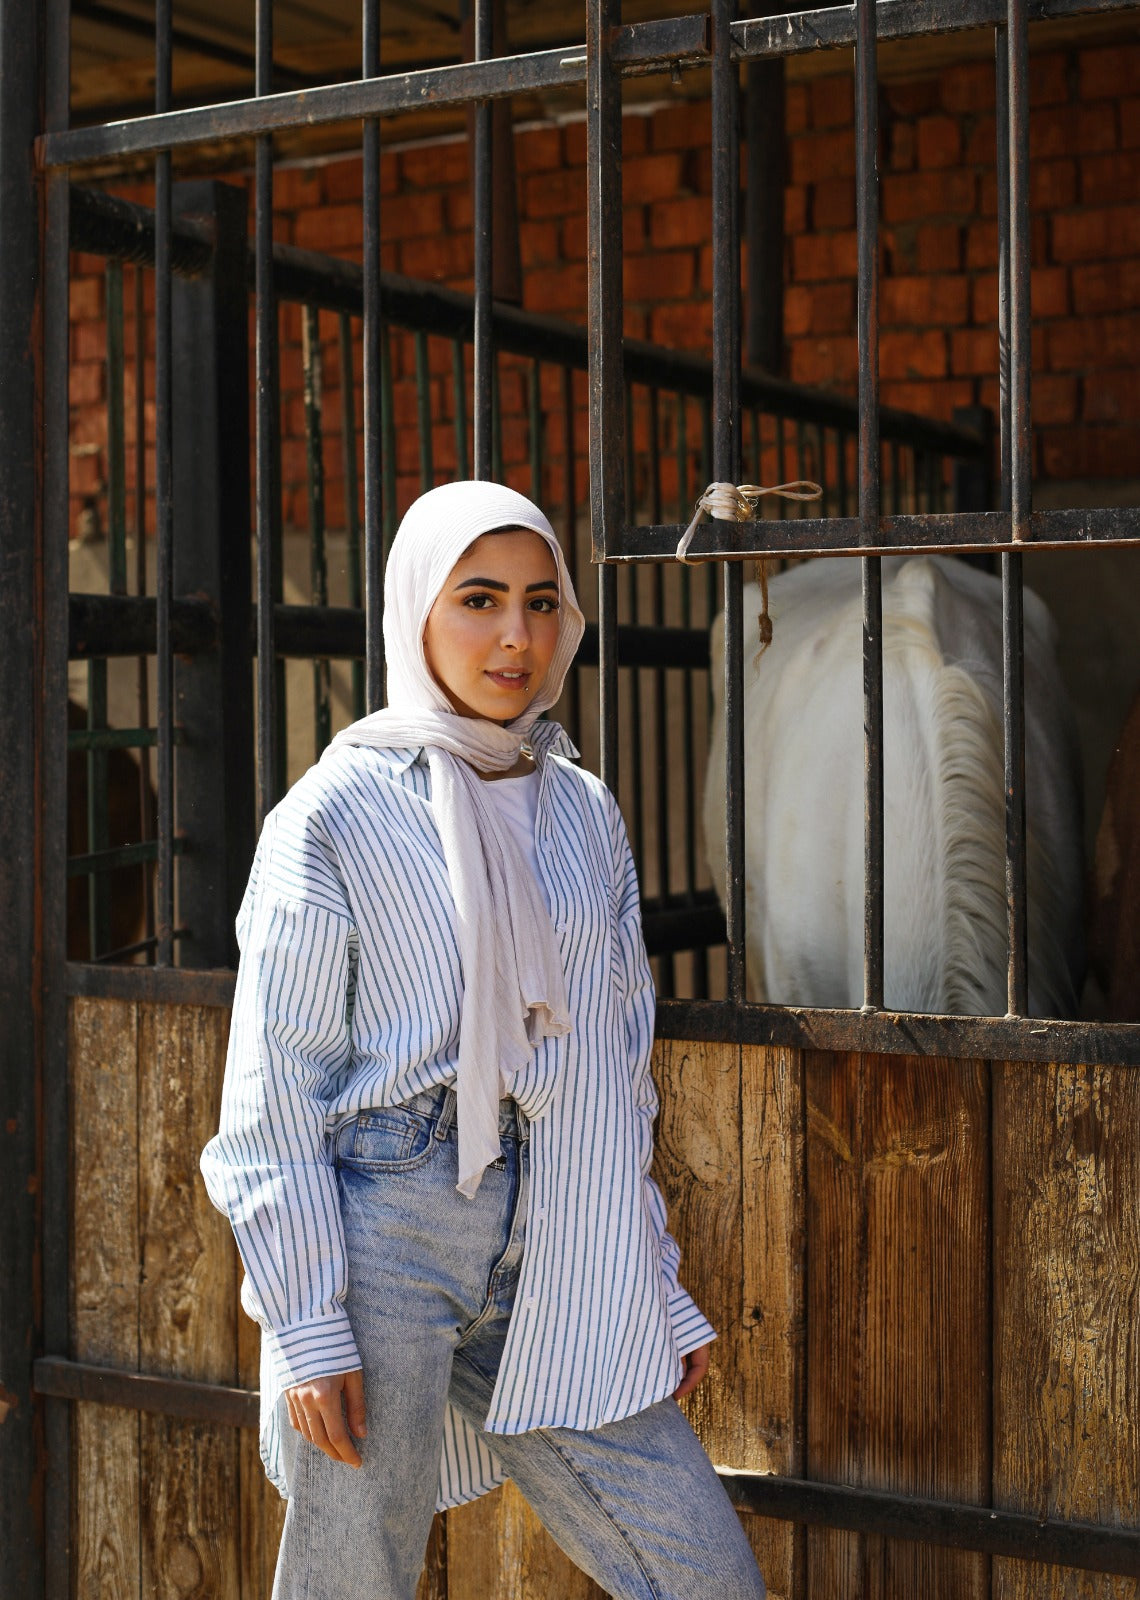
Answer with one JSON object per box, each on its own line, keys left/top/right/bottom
{"left": 17, "top": 1, "right": 1140, "bottom": 1594}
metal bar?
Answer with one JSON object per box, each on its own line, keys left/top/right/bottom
{"left": 68, "top": 839, "right": 183, "bottom": 877}
{"left": 34, "top": 1356, "right": 260, "bottom": 1430}
{"left": 1003, "top": 554, "right": 1029, "bottom": 1013}
{"left": 711, "top": 0, "right": 745, "bottom": 1005}
{"left": 68, "top": 726, "right": 166, "bottom": 751}
{"left": 254, "top": 0, "right": 282, "bottom": 817}
{"left": 855, "top": 0, "right": 884, "bottom": 1012}
{"left": 473, "top": 0, "right": 494, "bottom": 480}
{"left": 106, "top": 261, "right": 128, "bottom": 595}
{"left": 453, "top": 338, "right": 470, "bottom": 480}
{"left": 338, "top": 312, "right": 365, "bottom": 719}
{"left": 717, "top": 1472, "right": 1140, "bottom": 1577}
{"left": 560, "top": 364, "right": 580, "bottom": 743}
{"left": 654, "top": 997, "right": 1140, "bottom": 1068}
{"left": 64, "top": 961, "right": 238, "bottom": 1005}
{"left": 133, "top": 262, "right": 155, "bottom": 954}
{"left": 154, "top": 0, "right": 175, "bottom": 964}
{"left": 529, "top": 358, "right": 542, "bottom": 502}
{"left": 85, "top": 660, "right": 111, "bottom": 956}
{"left": 303, "top": 304, "right": 332, "bottom": 755}
{"left": 69, "top": 592, "right": 216, "bottom": 657}
{"left": 363, "top": 0, "right": 384, "bottom": 712}
{"left": 415, "top": 329, "right": 434, "bottom": 491}
{"left": 587, "top": 0, "right": 624, "bottom": 791}
{"left": 39, "top": 15, "right": 713, "bottom": 166}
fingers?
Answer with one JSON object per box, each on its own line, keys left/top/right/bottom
{"left": 285, "top": 1372, "right": 365, "bottom": 1468}
{"left": 673, "top": 1342, "right": 711, "bottom": 1399}
{"left": 343, "top": 1367, "right": 368, "bottom": 1440}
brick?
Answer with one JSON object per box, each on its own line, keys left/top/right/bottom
{"left": 1031, "top": 265, "right": 1070, "bottom": 319}
{"left": 623, "top": 152, "right": 686, "bottom": 206}
{"left": 786, "top": 84, "right": 809, "bottom": 135}
{"left": 399, "top": 232, "right": 472, "bottom": 283}
{"left": 1082, "top": 152, "right": 1140, "bottom": 206}
{"left": 623, "top": 206, "right": 646, "bottom": 254}
{"left": 623, "top": 250, "right": 695, "bottom": 302}
{"left": 514, "top": 126, "right": 562, "bottom": 175}
{"left": 523, "top": 262, "right": 590, "bottom": 318}
{"left": 881, "top": 274, "right": 969, "bottom": 326}
{"left": 1047, "top": 315, "right": 1140, "bottom": 369}
{"left": 785, "top": 185, "right": 807, "bottom": 233}
{"left": 788, "top": 336, "right": 858, "bottom": 387}
{"left": 69, "top": 276, "right": 103, "bottom": 321}
{"left": 621, "top": 116, "right": 649, "bottom": 157}
{"left": 791, "top": 230, "right": 858, "bottom": 282}
{"left": 790, "top": 129, "right": 855, "bottom": 185}
{"left": 784, "top": 285, "right": 813, "bottom": 338}
{"left": 519, "top": 220, "right": 559, "bottom": 268}
{"left": 562, "top": 120, "right": 588, "bottom": 167}
{"left": 811, "top": 74, "right": 854, "bottom": 129}
{"left": 917, "top": 115, "right": 961, "bottom": 170}
{"left": 447, "top": 188, "right": 473, "bottom": 231}
{"left": 879, "top": 329, "right": 947, "bottom": 379}
{"left": 559, "top": 216, "right": 587, "bottom": 263}
{"left": 881, "top": 169, "right": 975, "bottom": 223}
{"left": 1081, "top": 370, "right": 1138, "bottom": 424}
{"left": 1080, "top": 43, "right": 1140, "bottom": 102}
{"left": 648, "top": 194, "right": 708, "bottom": 249}
{"left": 401, "top": 139, "right": 468, "bottom": 189}
{"left": 964, "top": 114, "right": 996, "bottom": 166}
{"left": 965, "top": 219, "right": 998, "bottom": 270}
{"left": 1052, "top": 206, "right": 1140, "bottom": 263}
{"left": 293, "top": 204, "right": 363, "bottom": 252}
{"left": 1034, "top": 373, "right": 1079, "bottom": 425}
{"left": 1071, "top": 259, "right": 1140, "bottom": 315}
{"left": 1029, "top": 160, "right": 1077, "bottom": 211}
{"left": 887, "top": 120, "right": 916, "bottom": 172}
{"left": 809, "top": 281, "right": 856, "bottom": 335}
{"left": 274, "top": 164, "right": 323, "bottom": 210}
{"left": 940, "top": 61, "right": 995, "bottom": 115}
{"left": 1031, "top": 103, "right": 1118, "bottom": 159}
{"left": 648, "top": 299, "right": 712, "bottom": 351}
{"left": 1039, "top": 423, "right": 1140, "bottom": 479}
{"left": 71, "top": 322, "right": 105, "bottom": 363}
{"left": 915, "top": 223, "right": 963, "bottom": 272}
{"left": 650, "top": 100, "right": 711, "bottom": 152}
{"left": 1028, "top": 51, "right": 1069, "bottom": 108}
{"left": 1123, "top": 98, "right": 1140, "bottom": 149}
{"left": 880, "top": 379, "right": 972, "bottom": 420}
{"left": 812, "top": 176, "right": 855, "bottom": 230}
{"left": 323, "top": 159, "right": 365, "bottom": 204}
{"left": 884, "top": 79, "right": 940, "bottom": 119}
{"left": 950, "top": 326, "right": 999, "bottom": 376}
{"left": 698, "top": 242, "right": 713, "bottom": 294}
{"left": 971, "top": 273, "right": 999, "bottom": 326}
{"left": 522, "top": 167, "right": 585, "bottom": 219}
{"left": 686, "top": 145, "right": 713, "bottom": 196}
{"left": 69, "top": 363, "right": 104, "bottom": 406}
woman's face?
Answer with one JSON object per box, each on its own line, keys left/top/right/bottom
{"left": 422, "top": 528, "right": 561, "bottom": 722}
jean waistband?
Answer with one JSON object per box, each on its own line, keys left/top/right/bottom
{"left": 394, "top": 1082, "right": 528, "bottom": 1141}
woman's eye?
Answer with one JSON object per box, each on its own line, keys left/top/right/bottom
{"left": 463, "top": 593, "right": 495, "bottom": 609}
{"left": 530, "top": 597, "right": 559, "bottom": 613}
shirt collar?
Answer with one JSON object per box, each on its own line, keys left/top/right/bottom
{"left": 404, "top": 718, "right": 579, "bottom": 770}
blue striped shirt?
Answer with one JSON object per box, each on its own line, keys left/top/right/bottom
{"left": 200, "top": 719, "right": 715, "bottom": 1505}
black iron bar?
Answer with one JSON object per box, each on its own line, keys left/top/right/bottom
{"left": 85, "top": 661, "right": 111, "bottom": 956}
{"left": 68, "top": 838, "right": 184, "bottom": 877}
{"left": 711, "top": 0, "right": 745, "bottom": 1005}
{"left": 560, "top": 365, "right": 581, "bottom": 743}
{"left": 587, "top": 0, "right": 624, "bottom": 791}
{"left": 648, "top": 388, "right": 674, "bottom": 996}
{"left": 254, "top": 0, "right": 282, "bottom": 816}
{"left": 302, "top": 305, "right": 332, "bottom": 755}
{"left": 998, "top": 15, "right": 1030, "bottom": 1014}
{"left": 473, "top": 0, "right": 494, "bottom": 479}
{"left": 855, "top": 0, "right": 884, "bottom": 1013}
{"left": 64, "top": 961, "right": 238, "bottom": 1004}
{"left": 41, "top": 0, "right": 1140, "bottom": 169}
{"left": 338, "top": 312, "right": 365, "bottom": 719}
{"left": 363, "top": 0, "right": 384, "bottom": 711}
{"left": 529, "top": 358, "right": 542, "bottom": 501}
{"left": 133, "top": 263, "right": 155, "bottom": 953}
{"left": 154, "top": 0, "right": 175, "bottom": 965}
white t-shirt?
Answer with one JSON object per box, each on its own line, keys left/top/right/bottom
{"left": 482, "top": 768, "right": 541, "bottom": 883}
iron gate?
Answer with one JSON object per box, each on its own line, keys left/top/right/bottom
{"left": 3, "top": 1, "right": 1140, "bottom": 1596}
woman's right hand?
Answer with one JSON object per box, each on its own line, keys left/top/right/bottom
{"left": 285, "top": 1369, "right": 367, "bottom": 1467}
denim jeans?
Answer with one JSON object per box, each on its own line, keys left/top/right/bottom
{"left": 272, "top": 1085, "right": 765, "bottom": 1600}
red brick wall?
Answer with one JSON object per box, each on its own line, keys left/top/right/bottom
{"left": 67, "top": 37, "right": 1140, "bottom": 539}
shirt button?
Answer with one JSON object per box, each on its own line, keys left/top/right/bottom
{"left": 535, "top": 1208, "right": 547, "bottom": 1222}
{"left": 524, "top": 1296, "right": 538, "bottom": 1310}
{"left": 555, "top": 923, "right": 567, "bottom": 936}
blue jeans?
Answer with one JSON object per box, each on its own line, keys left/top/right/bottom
{"left": 272, "top": 1086, "right": 765, "bottom": 1600}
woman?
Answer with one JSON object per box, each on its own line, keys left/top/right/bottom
{"left": 202, "top": 480, "right": 765, "bottom": 1600}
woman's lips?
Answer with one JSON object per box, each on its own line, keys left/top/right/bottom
{"left": 485, "top": 668, "right": 530, "bottom": 691}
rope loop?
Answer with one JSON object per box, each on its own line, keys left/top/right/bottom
{"left": 675, "top": 479, "right": 823, "bottom": 563}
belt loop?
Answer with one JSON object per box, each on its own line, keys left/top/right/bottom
{"left": 435, "top": 1085, "right": 457, "bottom": 1140}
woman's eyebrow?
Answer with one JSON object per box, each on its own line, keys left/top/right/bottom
{"left": 453, "top": 576, "right": 558, "bottom": 593}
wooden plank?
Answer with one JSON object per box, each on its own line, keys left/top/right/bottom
{"left": 993, "top": 1061, "right": 1140, "bottom": 1600}
{"left": 138, "top": 1002, "right": 240, "bottom": 1600}
{"left": 446, "top": 1483, "right": 605, "bottom": 1600}
{"left": 416, "top": 1514, "right": 448, "bottom": 1600}
{"left": 70, "top": 995, "right": 142, "bottom": 1600}
{"left": 237, "top": 1258, "right": 286, "bottom": 1599}
{"left": 804, "top": 1052, "right": 990, "bottom": 1599}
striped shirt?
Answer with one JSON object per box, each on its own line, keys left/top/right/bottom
{"left": 200, "top": 719, "right": 715, "bottom": 1505}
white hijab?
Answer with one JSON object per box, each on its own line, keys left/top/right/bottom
{"left": 325, "top": 480, "right": 586, "bottom": 1196}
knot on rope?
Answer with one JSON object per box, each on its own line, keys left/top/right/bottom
{"left": 675, "top": 479, "right": 823, "bottom": 564}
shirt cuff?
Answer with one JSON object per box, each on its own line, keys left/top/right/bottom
{"left": 667, "top": 1285, "right": 716, "bottom": 1356}
{"left": 261, "top": 1310, "right": 362, "bottom": 1392}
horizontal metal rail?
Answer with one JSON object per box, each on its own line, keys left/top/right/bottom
{"left": 69, "top": 187, "right": 982, "bottom": 460}
{"left": 38, "top": 0, "right": 1137, "bottom": 168}
{"left": 31, "top": 1355, "right": 1140, "bottom": 1573}
{"left": 657, "top": 997, "right": 1140, "bottom": 1066}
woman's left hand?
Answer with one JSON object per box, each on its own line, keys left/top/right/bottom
{"left": 673, "top": 1342, "right": 711, "bottom": 1399}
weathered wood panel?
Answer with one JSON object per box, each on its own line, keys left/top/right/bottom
{"left": 238, "top": 1231, "right": 286, "bottom": 1598}
{"left": 71, "top": 995, "right": 142, "bottom": 1600}
{"left": 447, "top": 1483, "right": 605, "bottom": 1600}
{"left": 993, "top": 1061, "right": 1140, "bottom": 1600}
{"left": 805, "top": 1052, "right": 991, "bottom": 1600}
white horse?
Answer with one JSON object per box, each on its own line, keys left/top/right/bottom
{"left": 704, "top": 556, "right": 1084, "bottom": 1016}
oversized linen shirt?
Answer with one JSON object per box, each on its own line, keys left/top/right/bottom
{"left": 200, "top": 719, "right": 715, "bottom": 1505}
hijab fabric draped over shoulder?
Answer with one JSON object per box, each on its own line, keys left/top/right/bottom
{"left": 324, "top": 480, "right": 587, "bottom": 1196}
